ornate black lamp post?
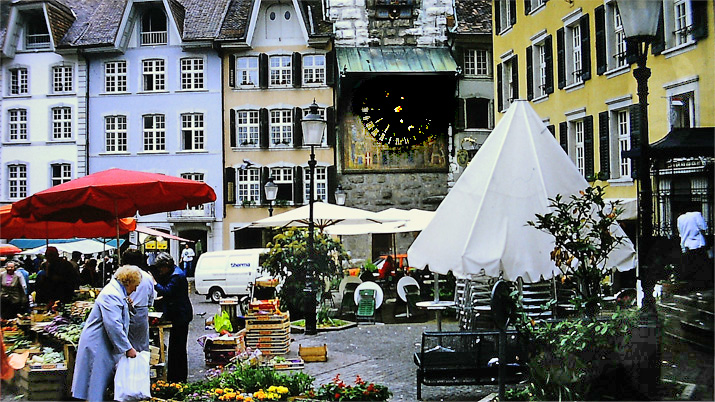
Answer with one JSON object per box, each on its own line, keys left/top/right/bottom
{"left": 301, "top": 100, "right": 326, "bottom": 335}
{"left": 264, "top": 177, "right": 278, "bottom": 217}
{"left": 335, "top": 185, "right": 346, "bottom": 206}
{"left": 616, "top": 0, "right": 662, "bottom": 395}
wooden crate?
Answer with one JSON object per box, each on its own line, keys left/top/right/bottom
{"left": 299, "top": 344, "right": 328, "bottom": 362}
{"left": 15, "top": 366, "right": 67, "bottom": 401}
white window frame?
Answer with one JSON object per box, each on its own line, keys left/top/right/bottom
{"left": 143, "top": 114, "right": 166, "bottom": 151}
{"left": 303, "top": 54, "right": 326, "bottom": 85}
{"left": 181, "top": 173, "right": 206, "bottom": 210}
{"left": 464, "top": 49, "right": 489, "bottom": 77}
{"left": 8, "top": 109, "right": 28, "bottom": 142}
{"left": 527, "top": 0, "right": 546, "bottom": 14}
{"left": 664, "top": 76, "right": 699, "bottom": 131}
{"left": 615, "top": 109, "right": 631, "bottom": 178}
{"left": 51, "top": 163, "right": 72, "bottom": 186}
{"left": 673, "top": 0, "right": 692, "bottom": 46}
{"left": 105, "top": 115, "right": 128, "bottom": 153}
{"left": 9, "top": 68, "right": 28, "bottom": 96}
{"left": 52, "top": 65, "right": 73, "bottom": 93}
{"left": 237, "top": 56, "right": 259, "bottom": 87}
{"left": 142, "top": 59, "right": 165, "bottom": 92}
{"left": 604, "top": 3, "right": 629, "bottom": 73}
{"left": 236, "top": 110, "right": 260, "bottom": 147}
{"left": 270, "top": 109, "right": 292, "bottom": 147}
{"left": 51, "top": 107, "right": 72, "bottom": 140}
{"left": 573, "top": 119, "right": 585, "bottom": 176}
{"left": 498, "top": 1, "right": 513, "bottom": 33}
{"left": 180, "top": 58, "right": 204, "bottom": 90}
{"left": 269, "top": 167, "right": 295, "bottom": 204}
{"left": 237, "top": 168, "right": 260, "bottom": 204}
{"left": 500, "top": 54, "right": 517, "bottom": 110}
{"left": 8, "top": 164, "right": 27, "bottom": 199}
{"left": 529, "top": 33, "right": 548, "bottom": 99}
{"left": 571, "top": 24, "right": 583, "bottom": 86}
{"left": 304, "top": 166, "right": 327, "bottom": 204}
{"left": 105, "top": 61, "right": 128, "bottom": 93}
{"left": 181, "top": 113, "right": 204, "bottom": 151}
{"left": 269, "top": 55, "right": 292, "bottom": 87}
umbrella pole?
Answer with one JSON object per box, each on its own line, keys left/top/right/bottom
{"left": 114, "top": 201, "right": 121, "bottom": 266}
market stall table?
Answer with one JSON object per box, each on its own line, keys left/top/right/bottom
{"left": 416, "top": 300, "right": 455, "bottom": 332}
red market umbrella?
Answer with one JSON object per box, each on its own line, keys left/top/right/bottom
{"left": 0, "top": 205, "right": 137, "bottom": 240}
{"left": 11, "top": 168, "right": 216, "bottom": 263}
{"left": 0, "top": 244, "right": 21, "bottom": 256}
{"left": 11, "top": 168, "right": 216, "bottom": 222}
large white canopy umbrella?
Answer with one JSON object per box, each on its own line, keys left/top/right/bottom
{"left": 20, "top": 239, "right": 118, "bottom": 256}
{"left": 248, "top": 202, "right": 399, "bottom": 230}
{"left": 408, "top": 100, "right": 636, "bottom": 282}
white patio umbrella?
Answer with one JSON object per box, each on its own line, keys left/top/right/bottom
{"left": 325, "top": 208, "right": 435, "bottom": 235}
{"left": 20, "top": 239, "right": 117, "bottom": 256}
{"left": 248, "top": 202, "right": 400, "bottom": 231}
{"left": 408, "top": 100, "right": 636, "bottom": 282}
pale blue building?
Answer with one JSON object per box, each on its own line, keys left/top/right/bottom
{"left": 71, "top": 0, "right": 229, "bottom": 257}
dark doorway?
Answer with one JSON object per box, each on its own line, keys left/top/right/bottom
{"left": 234, "top": 228, "right": 264, "bottom": 249}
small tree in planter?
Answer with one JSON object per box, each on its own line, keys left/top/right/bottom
{"left": 527, "top": 185, "right": 625, "bottom": 316}
{"left": 511, "top": 185, "right": 642, "bottom": 401}
{"left": 261, "top": 228, "right": 348, "bottom": 319}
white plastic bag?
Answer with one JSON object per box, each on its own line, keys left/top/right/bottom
{"left": 114, "top": 351, "right": 151, "bottom": 401}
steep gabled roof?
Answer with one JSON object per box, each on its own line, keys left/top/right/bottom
{"left": 181, "top": 0, "right": 231, "bottom": 40}
{"left": 298, "top": 0, "right": 332, "bottom": 37}
{"left": 0, "top": 0, "right": 11, "bottom": 50}
{"left": 167, "top": 0, "right": 184, "bottom": 38}
{"left": 46, "top": 0, "right": 77, "bottom": 47}
{"left": 453, "top": 0, "right": 491, "bottom": 34}
{"left": 63, "top": 0, "right": 125, "bottom": 47}
{"left": 216, "top": 0, "right": 253, "bottom": 41}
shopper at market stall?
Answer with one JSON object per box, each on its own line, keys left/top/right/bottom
{"left": 80, "top": 258, "right": 100, "bottom": 288}
{"left": 123, "top": 249, "right": 156, "bottom": 352}
{"left": 153, "top": 252, "right": 192, "bottom": 382}
{"left": 0, "top": 262, "right": 28, "bottom": 319}
{"left": 71, "top": 265, "right": 141, "bottom": 402}
{"left": 35, "top": 246, "right": 79, "bottom": 306}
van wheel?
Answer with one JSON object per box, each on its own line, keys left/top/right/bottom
{"left": 209, "top": 287, "right": 225, "bottom": 303}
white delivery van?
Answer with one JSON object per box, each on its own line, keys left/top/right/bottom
{"left": 194, "top": 248, "right": 269, "bottom": 302}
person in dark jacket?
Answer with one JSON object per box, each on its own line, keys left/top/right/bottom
{"left": 153, "top": 252, "right": 192, "bottom": 382}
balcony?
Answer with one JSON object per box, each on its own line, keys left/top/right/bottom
{"left": 141, "top": 31, "right": 167, "bottom": 45}
{"left": 26, "top": 33, "right": 50, "bottom": 49}
{"left": 167, "top": 202, "right": 215, "bottom": 222}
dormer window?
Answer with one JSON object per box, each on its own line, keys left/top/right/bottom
{"left": 141, "top": 7, "right": 167, "bottom": 45}
{"left": 25, "top": 12, "right": 50, "bottom": 49}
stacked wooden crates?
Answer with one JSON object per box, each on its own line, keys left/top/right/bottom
{"left": 244, "top": 300, "right": 290, "bottom": 356}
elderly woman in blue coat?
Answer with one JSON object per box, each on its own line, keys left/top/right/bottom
{"left": 72, "top": 265, "right": 142, "bottom": 402}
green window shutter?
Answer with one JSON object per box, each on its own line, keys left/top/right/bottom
{"left": 651, "top": 10, "right": 666, "bottom": 55}
{"left": 293, "top": 107, "right": 303, "bottom": 149}
{"left": 293, "top": 166, "right": 304, "bottom": 205}
{"left": 509, "top": 0, "right": 517, "bottom": 26}
{"left": 230, "top": 109, "right": 236, "bottom": 148}
{"left": 598, "top": 111, "right": 610, "bottom": 180}
{"left": 526, "top": 46, "right": 533, "bottom": 100}
{"left": 557, "top": 28, "right": 566, "bottom": 89}
{"left": 326, "top": 49, "right": 336, "bottom": 86}
{"left": 259, "top": 53, "right": 268, "bottom": 89}
{"left": 524, "top": 0, "right": 531, "bottom": 15}
{"left": 327, "top": 166, "right": 337, "bottom": 204}
{"left": 228, "top": 55, "right": 236, "bottom": 87}
{"left": 559, "top": 121, "right": 568, "bottom": 153}
{"left": 547, "top": 124, "right": 555, "bottom": 137}
{"left": 494, "top": 0, "right": 501, "bottom": 34}
{"left": 260, "top": 167, "right": 269, "bottom": 205}
{"left": 326, "top": 106, "right": 336, "bottom": 147}
{"left": 259, "top": 108, "right": 269, "bottom": 149}
{"left": 580, "top": 14, "right": 591, "bottom": 81}
{"left": 511, "top": 54, "right": 519, "bottom": 101}
{"left": 292, "top": 52, "right": 302, "bottom": 88}
{"left": 497, "top": 63, "right": 503, "bottom": 111}
{"left": 544, "top": 35, "right": 554, "bottom": 94}
{"left": 595, "top": 5, "right": 607, "bottom": 75}
{"left": 584, "top": 115, "right": 595, "bottom": 179}
{"left": 455, "top": 98, "right": 466, "bottom": 130}
{"left": 224, "top": 167, "right": 236, "bottom": 205}
{"left": 692, "top": 0, "right": 709, "bottom": 41}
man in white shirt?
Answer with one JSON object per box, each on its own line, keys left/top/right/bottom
{"left": 677, "top": 208, "right": 711, "bottom": 287}
{"left": 179, "top": 243, "right": 195, "bottom": 277}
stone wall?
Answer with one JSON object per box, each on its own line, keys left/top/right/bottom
{"left": 338, "top": 171, "right": 447, "bottom": 263}
{"left": 328, "top": 0, "right": 453, "bottom": 47}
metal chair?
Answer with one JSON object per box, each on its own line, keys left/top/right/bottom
{"left": 356, "top": 288, "right": 376, "bottom": 324}
{"left": 339, "top": 282, "right": 360, "bottom": 317}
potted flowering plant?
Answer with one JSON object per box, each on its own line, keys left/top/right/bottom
{"left": 312, "top": 374, "right": 391, "bottom": 401}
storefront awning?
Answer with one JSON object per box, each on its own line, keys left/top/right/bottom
{"left": 624, "top": 127, "right": 714, "bottom": 159}
{"left": 337, "top": 47, "right": 458, "bottom": 74}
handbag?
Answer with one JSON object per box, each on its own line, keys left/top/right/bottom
{"left": 113, "top": 351, "right": 151, "bottom": 401}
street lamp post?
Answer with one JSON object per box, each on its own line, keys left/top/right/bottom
{"left": 616, "top": 0, "right": 662, "bottom": 396}
{"left": 335, "top": 185, "right": 346, "bottom": 206}
{"left": 301, "top": 100, "right": 326, "bottom": 335}
{"left": 264, "top": 177, "right": 278, "bottom": 217}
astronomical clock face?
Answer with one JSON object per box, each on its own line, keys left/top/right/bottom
{"left": 353, "top": 77, "right": 450, "bottom": 149}
{"left": 356, "top": 90, "right": 435, "bottom": 147}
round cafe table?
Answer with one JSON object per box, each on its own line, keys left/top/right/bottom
{"left": 416, "top": 300, "right": 455, "bottom": 331}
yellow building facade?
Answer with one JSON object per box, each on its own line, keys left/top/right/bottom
{"left": 218, "top": 0, "right": 335, "bottom": 249}
{"left": 492, "top": 0, "right": 713, "bottom": 206}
